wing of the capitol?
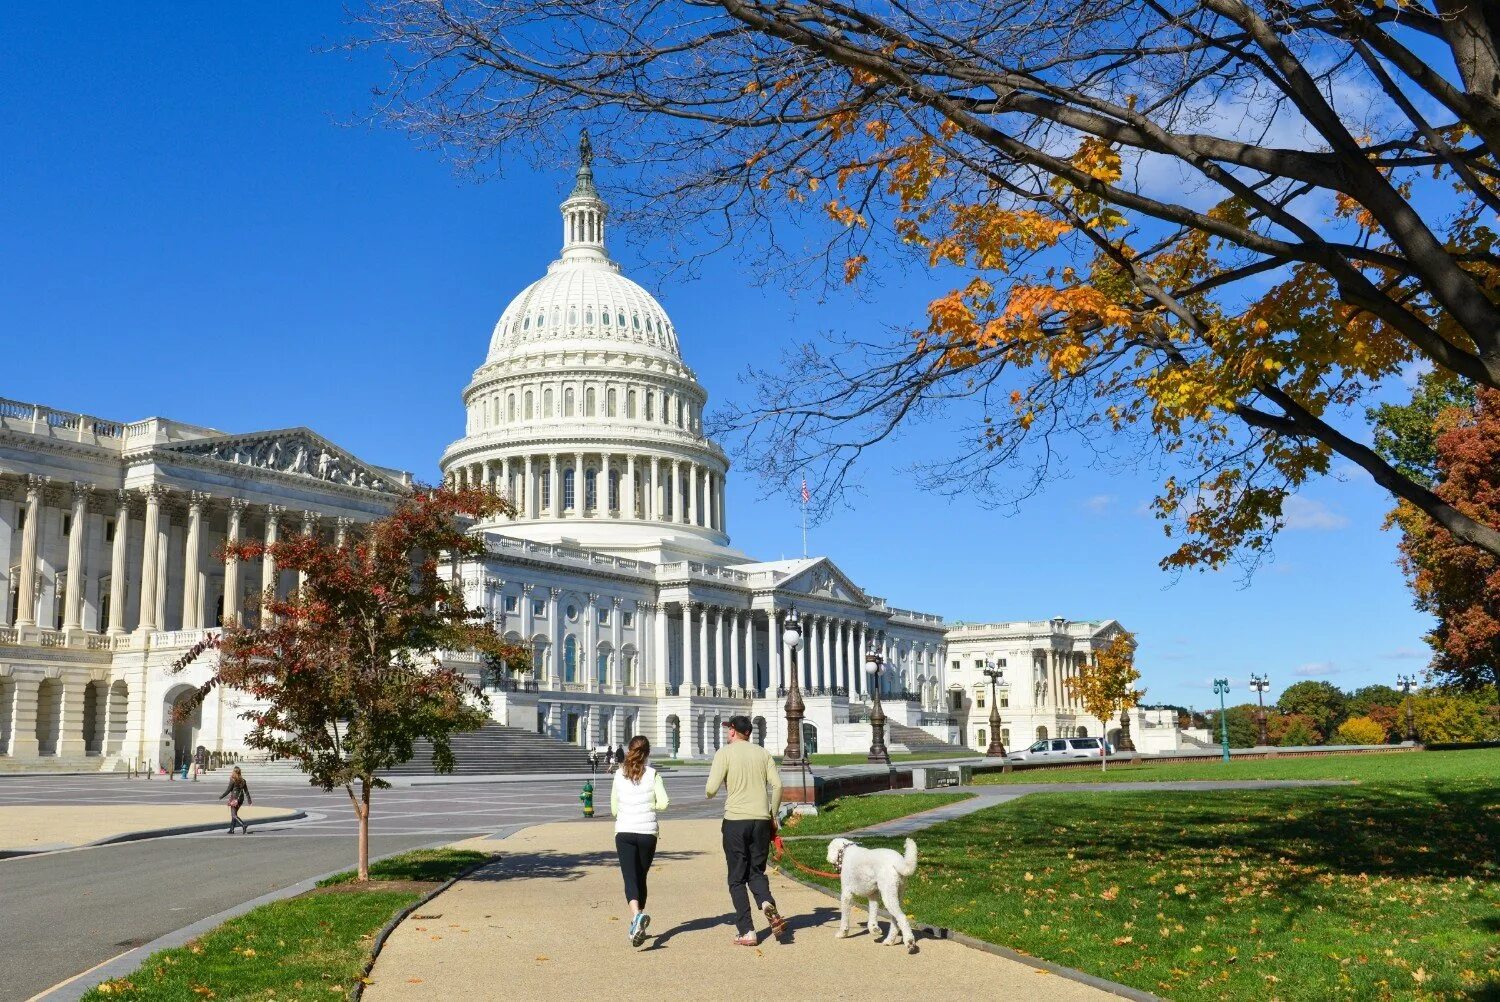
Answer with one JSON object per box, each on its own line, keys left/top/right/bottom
{"left": 0, "top": 155, "right": 1197, "bottom": 770}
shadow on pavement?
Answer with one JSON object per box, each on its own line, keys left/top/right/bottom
{"left": 470, "top": 848, "right": 705, "bottom": 883}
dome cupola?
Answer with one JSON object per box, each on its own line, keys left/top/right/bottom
{"left": 441, "top": 134, "right": 742, "bottom": 565}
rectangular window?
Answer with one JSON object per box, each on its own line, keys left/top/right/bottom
{"left": 62, "top": 515, "right": 72, "bottom": 536}
{"left": 1000, "top": 694, "right": 1009, "bottom": 708}
{"left": 599, "top": 606, "right": 610, "bottom": 625}
{"left": 532, "top": 599, "right": 545, "bottom": 618}
{"left": 622, "top": 611, "right": 634, "bottom": 628}
{"left": 974, "top": 659, "right": 984, "bottom": 671}
{"left": 504, "top": 595, "right": 519, "bottom": 613}
{"left": 976, "top": 690, "right": 985, "bottom": 708}
{"left": 105, "top": 519, "right": 116, "bottom": 543}
{"left": 951, "top": 660, "right": 960, "bottom": 672}
{"left": 998, "top": 658, "right": 1008, "bottom": 667}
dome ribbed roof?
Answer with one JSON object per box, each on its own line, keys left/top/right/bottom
{"left": 485, "top": 258, "right": 681, "bottom": 363}
{"left": 485, "top": 139, "right": 682, "bottom": 365}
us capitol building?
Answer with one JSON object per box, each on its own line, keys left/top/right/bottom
{"left": 0, "top": 151, "right": 1185, "bottom": 771}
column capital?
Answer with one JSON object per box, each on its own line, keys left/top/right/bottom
{"left": 227, "top": 496, "right": 250, "bottom": 515}
{"left": 334, "top": 515, "right": 354, "bottom": 530}
{"left": 114, "top": 488, "right": 132, "bottom": 513}
{"left": 137, "top": 483, "right": 167, "bottom": 503}
{"left": 69, "top": 481, "right": 95, "bottom": 507}
{"left": 610, "top": 595, "right": 622, "bottom": 608}
{"left": 301, "top": 509, "right": 319, "bottom": 531}
{"left": 187, "top": 490, "right": 211, "bottom": 512}
{"left": 25, "top": 474, "right": 50, "bottom": 498}
{"left": 549, "top": 586, "right": 563, "bottom": 599}
{"left": 265, "top": 503, "right": 287, "bottom": 522}
{"left": 521, "top": 583, "right": 536, "bottom": 595}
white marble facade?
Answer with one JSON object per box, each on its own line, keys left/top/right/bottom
{"left": 0, "top": 153, "right": 1146, "bottom": 770}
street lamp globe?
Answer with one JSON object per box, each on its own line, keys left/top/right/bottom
{"left": 781, "top": 608, "right": 808, "bottom": 767}
{"left": 863, "top": 647, "right": 891, "bottom": 765}
{"left": 783, "top": 609, "right": 802, "bottom": 650}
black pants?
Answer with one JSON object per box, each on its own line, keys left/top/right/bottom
{"left": 721, "top": 819, "right": 775, "bottom": 934}
{"left": 615, "top": 832, "right": 658, "bottom": 909}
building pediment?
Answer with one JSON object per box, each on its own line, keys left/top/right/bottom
{"left": 161, "top": 429, "right": 407, "bottom": 495}
{"left": 778, "top": 558, "right": 868, "bottom": 606}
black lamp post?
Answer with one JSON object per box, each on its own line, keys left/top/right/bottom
{"left": 863, "top": 648, "right": 891, "bottom": 765}
{"left": 781, "top": 609, "right": 808, "bottom": 767}
{"left": 982, "top": 661, "right": 1007, "bottom": 757}
{"left": 1249, "top": 673, "right": 1270, "bottom": 747}
{"left": 1397, "top": 673, "right": 1417, "bottom": 743}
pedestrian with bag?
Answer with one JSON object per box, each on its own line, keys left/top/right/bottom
{"left": 612, "top": 735, "right": 669, "bottom": 947}
{"left": 705, "top": 715, "right": 787, "bottom": 946}
{"left": 219, "top": 765, "right": 252, "bottom": 834}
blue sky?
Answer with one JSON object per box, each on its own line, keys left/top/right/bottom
{"left": 0, "top": 6, "right": 1432, "bottom": 708}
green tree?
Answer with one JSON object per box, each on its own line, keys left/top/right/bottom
{"left": 1412, "top": 694, "right": 1491, "bottom": 743}
{"left": 1333, "top": 716, "right": 1388, "bottom": 746}
{"left": 174, "top": 485, "right": 529, "bottom": 881}
{"left": 1369, "top": 371, "right": 1478, "bottom": 488}
{"left": 1345, "top": 684, "right": 1405, "bottom": 720}
{"left": 1277, "top": 681, "right": 1348, "bottom": 737}
{"left": 1207, "top": 704, "right": 1260, "bottom": 749}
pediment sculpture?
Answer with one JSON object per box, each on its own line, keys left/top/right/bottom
{"left": 170, "top": 433, "right": 398, "bottom": 493}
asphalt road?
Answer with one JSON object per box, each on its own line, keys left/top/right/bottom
{"left": 0, "top": 772, "right": 722, "bottom": 1001}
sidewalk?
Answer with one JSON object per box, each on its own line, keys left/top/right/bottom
{"left": 364, "top": 819, "right": 1116, "bottom": 1001}
{"left": 0, "top": 804, "right": 299, "bottom": 853}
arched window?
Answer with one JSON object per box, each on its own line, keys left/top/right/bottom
{"left": 585, "top": 469, "right": 598, "bottom": 510}
{"left": 1001, "top": 727, "right": 1011, "bottom": 747}
{"left": 606, "top": 388, "right": 617, "bottom": 417}
{"left": 585, "top": 388, "right": 596, "bottom": 416}
{"left": 1076, "top": 726, "right": 1089, "bottom": 738}
{"left": 1036, "top": 726, "right": 1049, "bottom": 741}
{"left": 564, "top": 636, "right": 578, "bottom": 682}
{"left": 676, "top": 399, "right": 685, "bottom": 427}
{"left": 569, "top": 307, "right": 577, "bottom": 324}
{"left": 563, "top": 470, "right": 576, "bottom": 510}
{"left": 507, "top": 394, "right": 516, "bottom": 421}
{"left": 626, "top": 390, "right": 637, "bottom": 419}
{"left": 524, "top": 391, "right": 534, "bottom": 419}
{"left": 596, "top": 652, "right": 609, "bottom": 684}
{"left": 645, "top": 392, "right": 654, "bottom": 421}
{"left": 540, "top": 470, "right": 551, "bottom": 508}
{"left": 564, "top": 388, "right": 575, "bottom": 417}
{"left": 543, "top": 388, "right": 554, "bottom": 417}
{"left": 523, "top": 316, "right": 531, "bottom": 330}
{"left": 977, "top": 728, "right": 987, "bottom": 749}
{"left": 537, "top": 312, "right": 546, "bottom": 328}
{"left": 632, "top": 314, "right": 640, "bottom": 330}
{"left": 623, "top": 654, "right": 636, "bottom": 686}
{"left": 609, "top": 471, "right": 620, "bottom": 510}
{"left": 602, "top": 309, "right": 611, "bottom": 325}
{"left": 617, "top": 312, "right": 626, "bottom": 327}
{"left": 584, "top": 307, "right": 593, "bottom": 324}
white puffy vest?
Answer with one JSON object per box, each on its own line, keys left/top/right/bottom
{"left": 613, "top": 765, "right": 659, "bottom": 835}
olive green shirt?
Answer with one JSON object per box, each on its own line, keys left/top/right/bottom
{"left": 705, "top": 739, "right": 783, "bottom": 821}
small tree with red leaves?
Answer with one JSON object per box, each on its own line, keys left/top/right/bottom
{"left": 174, "top": 486, "right": 528, "bottom": 880}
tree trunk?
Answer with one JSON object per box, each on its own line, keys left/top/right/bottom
{"left": 359, "top": 778, "right": 371, "bottom": 881}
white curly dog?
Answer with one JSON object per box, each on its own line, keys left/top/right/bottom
{"left": 826, "top": 837, "right": 920, "bottom": 953}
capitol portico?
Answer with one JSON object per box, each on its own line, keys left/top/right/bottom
{"left": 0, "top": 147, "right": 1164, "bottom": 771}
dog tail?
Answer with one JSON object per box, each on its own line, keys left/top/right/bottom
{"left": 897, "top": 838, "right": 918, "bottom": 877}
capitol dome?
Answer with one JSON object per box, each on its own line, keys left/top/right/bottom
{"left": 441, "top": 135, "right": 741, "bottom": 564}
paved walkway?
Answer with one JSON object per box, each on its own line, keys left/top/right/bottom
{"left": 0, "top": 804, "right": 295, "bottom": 852}
{"left": 364, "top": 819, "right": 1116, "bottom": 1001}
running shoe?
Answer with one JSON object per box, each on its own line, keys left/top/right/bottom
{"left": 733, "top": 932, "right": 758, "bottom": 946}
{"left": 627, "top": 913, "right": 643, "bottom": 943}
{"left": 632, "top": 912, "right": 651, "bottom": 947}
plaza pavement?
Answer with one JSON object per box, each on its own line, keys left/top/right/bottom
{"left": 0, "top": 803, "right": 299, "bottom": 854}
{"left": 364, "top": 819, "right": 1117, "bottom": 1002}
{"left": 1, "top": 771, "right": 722, "bottom": 1001}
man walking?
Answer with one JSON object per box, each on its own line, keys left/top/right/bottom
{"left": 705, "top": 715, "right": 788, "bottom": 946}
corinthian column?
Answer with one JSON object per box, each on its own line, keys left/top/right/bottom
{"left": 223, "top": 497, "right": 246, "bottom": 627}
{"left": 136, "top": 486, "right": 163, "bottom": 633}
{"left": 182, "top": 492, "right": 207, "bottom": 630}
{"left": 107, "top": 491, "right": 130, "bottom": 635}
{"left": 14, "top": 475, "right": 45, "bottom": 627}
{"left": 261, "top": 505, "right": 284, "bottom": 620}
{"left": 61, "top": 482, "right": 92, "bottom": 632}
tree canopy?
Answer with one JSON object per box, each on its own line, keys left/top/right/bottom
{"left": 1276, "top": 679, "right": 1348, "bottom": 735}
{"left": 175, "top": 485, "right": 528, "bottom": 880}
{"left": 364, "top": 0, "right": 1500, "bottom": 571}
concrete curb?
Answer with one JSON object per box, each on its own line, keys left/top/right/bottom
{"left": 351, "top": 853, "right": 501, "bottom": 1000}
{"left": 28, "top": 836, "right": 465, "bottom": 1002}
{"left": 773, "top": 860, "right": 1162, "bottom": 1002}
{"left": 0, "top": 810, "right": 307, "bottom": 859}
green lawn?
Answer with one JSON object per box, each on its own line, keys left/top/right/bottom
{"left": 780, "top": 792, "right": 972, "bottom": 837}
{"left": 84, "top": 849, "right": 489, "bottom": 1001}
{"left": 970, "top": 749, "right": 1446, "bottom": 785}
{"left": 781, "top": 749, "right": 1498, "bottom": 1001}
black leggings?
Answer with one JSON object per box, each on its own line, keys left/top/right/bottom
{"left": 615, "top": 832, "right": 658, "bottom": 909}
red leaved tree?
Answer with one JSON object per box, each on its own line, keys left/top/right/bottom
{"left": 175, "top": 486, "right": 529, "bottom": 880}
{"left": 1394, "top": 387, "right": 1500, "bottom": 698}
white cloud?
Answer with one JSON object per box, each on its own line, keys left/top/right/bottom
{"left": 1081, "top": 493, "right": 1116, "bottom": 514}
{"left": 1294, "top": 661, "right": 1341, "bottom": 677}
{"left": 1399, "top": 359, "right": 1433, "bottom": 389}
{"left": 1282, "top": 496, "right": 1349, "bottom": 531}
{"left": 1380, "top": 647, "right": 1427, "bottom": 661}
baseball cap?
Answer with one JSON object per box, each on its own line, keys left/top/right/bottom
{"left": 723, "top": 714, "right": 753, "bottom": 736}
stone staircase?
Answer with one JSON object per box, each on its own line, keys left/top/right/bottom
{"left": 0, "top": 755, "right": 103, "bottom": 774}
{"left": 886, "top": 721, "right": 974, "bottom": 756}
{"left": 385, "top": 723, "right": 593, "bottom": 776}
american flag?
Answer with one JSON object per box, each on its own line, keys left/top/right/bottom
{"left": 800, "top": 478, "right": 811, "bottom": 505}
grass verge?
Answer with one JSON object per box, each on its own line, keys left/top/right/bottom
{"left": 780, "top": 791, "right": 972, "bottom": 838}
{"left": 801, "top": 751, "right": 975, "bottom": 766}
{"left": 84, "top": 848, "right": 490, "bottom": 1001}
{"left": 781, "top": 749, "right": 1498, "bottom": 1001}
{"left": 969, "top": 748, "right": 1449, "bottom": 785}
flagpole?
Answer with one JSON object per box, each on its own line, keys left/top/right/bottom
{"left": 801, "top": 497, "right": 807, "bottom": 559}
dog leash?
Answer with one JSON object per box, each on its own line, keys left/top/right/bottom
{"left": 772, "top": 835, "right": 843, "bottom": 880}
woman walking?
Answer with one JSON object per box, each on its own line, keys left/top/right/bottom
{"left": 219, "top": 765, "right": 252, "bottom": 834}
{"left": 611, "top": 735, "right": 668, "bottom": 947}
